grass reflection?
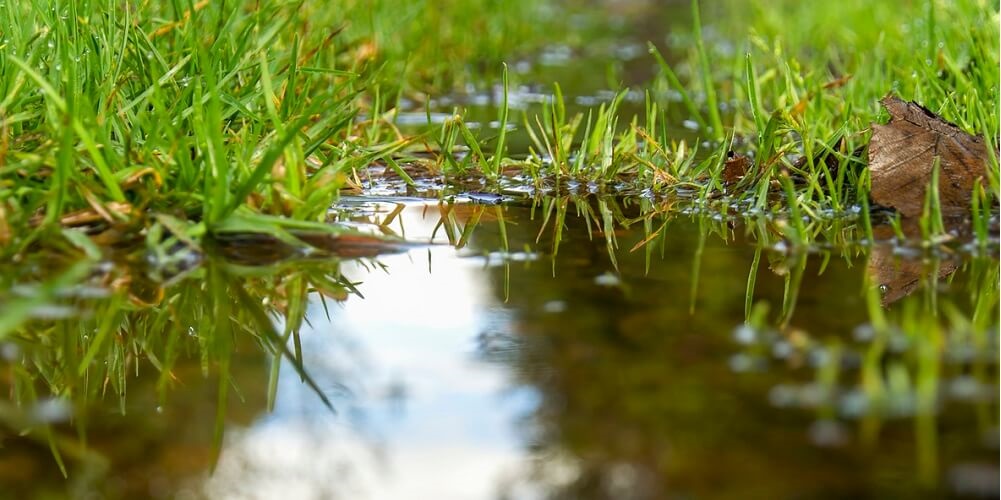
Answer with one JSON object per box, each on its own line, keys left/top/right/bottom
{"left": 0, "top": 194, "right": 997, "bottom": 497}
{"left": 0, "top": 247, "right": 359, "bottom": 485}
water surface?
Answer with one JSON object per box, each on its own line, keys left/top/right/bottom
{"left": 2, "top": 197, "right": 996, "bottom": 499}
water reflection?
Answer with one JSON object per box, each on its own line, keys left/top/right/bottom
{"left": 0, "top": 197, "right": 997, "bottom": 499}
{"left": 204, "top": 198, "right": 997, "bottom": 499}
{"left": 205, "top": 217, "right": 536, "bottom": 499}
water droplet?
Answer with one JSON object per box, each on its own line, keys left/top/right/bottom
{"left": 809, "top": 348, "right": 831, "bottom": 367}
{"left": 728, "top": 353, "right": 759, "bottom": 372}
{"left": 31, "top": 398, "right": 71, "bottom": 424}
{"left": 838, "top": 390, "right": 869, "bottom": 417}
{"left": 808, "top": 419, "right": 848, "bottom": 447}
{"left": 733, "top": 324, "right": 756, "bottom": 344}
{"left": 768, "top": 384, "right": 797, "bottom": 407}
{"left": 772, "top": 340, "right": 793, "bottom": 359}
{"left": 948, "top": 376, "right": 984, "bottom": 401}
{"left": 593, "top": 272, "right": 621, "bottom": 287}
{"left": 542, "top": 300, "right": 566, "bottom": 314}
{"left": 155, "top": 406, "right": 164, "bottom": 414}
{"left": 852, "top": 324, "right": 875, "bottom": 342}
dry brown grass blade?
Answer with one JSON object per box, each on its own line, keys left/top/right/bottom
{"left": 58, "top": 202, "right": 135, "bottom": 227}
{"left": 151, "top": 0, "right": 211, "bottom": 38}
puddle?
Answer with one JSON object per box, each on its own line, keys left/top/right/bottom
{"left": 1, "top": 198, "right": 997, "bottom": 499}
{"left": 1, "top": 1, "right": 998, "bottom": 498}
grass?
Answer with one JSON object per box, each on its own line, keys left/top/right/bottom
{"left": 0, "top": 0, "right": 996, "bottom": 260}
{"left": 0, "top": 246, "right": 358, "bottom": 475}
{"left": 0, "top": 0, "right": 997, "bottom": 491}
{"left": 0, "top": 0, "right": 551, "bottom": 262}
{"left": 0, "top": 188, "right": 995, "bottom": 489}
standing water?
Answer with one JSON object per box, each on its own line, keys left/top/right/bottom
{"left": 2, "top": 196, "right": 996, "bottom": 498}
{"left": 0, "top": 0, "right": 998, "bottom": 498}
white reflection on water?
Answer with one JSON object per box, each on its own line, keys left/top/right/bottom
{"left": 203, "top": 205, "right": 542, "bottom": 500}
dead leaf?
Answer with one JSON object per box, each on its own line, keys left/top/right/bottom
{"left": 867, "top": 246, "right": 958, "bottom": 306}
{"left": 300, "top": 233, "right": 410, "bottom": 259}
{"left": 722, "top": 151, "right": 750, "bottom": 185}
{"left": 868, "top": 94, "right": 992, "bottom": 217}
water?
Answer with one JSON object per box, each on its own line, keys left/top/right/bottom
{"left": 1, "top": 197, "right": 996, "bottom": 499}
{"left": 1, "top": 1, "right": 998, "bottom": 498}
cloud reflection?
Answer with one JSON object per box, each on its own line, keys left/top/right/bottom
{"left": 203, "top": 205, "right": 539, "bottom": 500}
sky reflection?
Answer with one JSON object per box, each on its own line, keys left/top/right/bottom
{"left": 205, "top": 205, "right": 540, "bottom": 500}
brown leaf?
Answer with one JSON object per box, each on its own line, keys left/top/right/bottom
{"left": 722, "top": 151, "right": 750, "bottom": 185}
{"left": 868, "top": 94, "right": 991, "bottom": 217}
{"left": 867, "top": 247, "right": 958, "bottom": 306}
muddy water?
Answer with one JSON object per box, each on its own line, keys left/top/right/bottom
{"left": 1, "top": 198, "right": 996, "bottom": 499}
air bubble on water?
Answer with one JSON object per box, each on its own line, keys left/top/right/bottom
{"left": 542, "top": 300, "right": 567, "bottom": 314}
{"left": 799, "top": 383, "right": 827, "bottom": 407}
{"left": 768, "top": 384, "right": 797, "bottom": 407}
{"left": 728, "top": 353, "right": 760, "bottom": 373}
{"left": 808, "top": 419, "right": 848, "bottom": 447}
{"left": 948, "top": 377, "right": 983, "bottom": 401}
{"left": 852, "top": 324, "right": 875, "bottom": 342}
{"left": 593, "top": 272, "right": 621, "bottom": 287}
{"left": 772, "top": 340, "right": 793, "bottom": 359}
{"left": 733, "top": 324, "right": 756, "bottom": 345}
{"left": 31, "top": 398, "right": 71, "bottom": 424}
{"left": 839, "top": 390, "right": 868, "bottom": 418}
{"left": 808, "top": 348, "right": 831, "bottom": 367}
{"left": 187, "top": 326, "right": 196, "bottom": 337}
